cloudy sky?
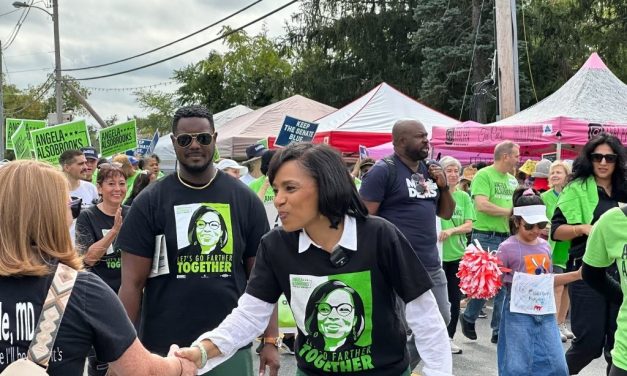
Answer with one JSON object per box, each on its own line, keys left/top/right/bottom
{"left": 0, "top": 0, "right": 298, "bottom": 125}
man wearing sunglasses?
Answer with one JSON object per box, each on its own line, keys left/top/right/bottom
{"left": 115, "top": 105, "right": 279, "bottom": 376}
{"left": 460, "top": 140, "right": 520, "bottom": 345}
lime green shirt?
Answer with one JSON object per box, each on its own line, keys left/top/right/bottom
{"left": 471, "top": 166, "right": 518, "bottom": 233}
{"left": 583, "top": 207, "right": 627, "bottom": 370}
{"left": 249, "top": 176, "right": 274, "bottom": 203}
{"left": 441, "top": 190, "right": 476, "bottom": 261}
{"left": 542, "top": 188, "right": 569, "bottom": 268}
{"left": 125, "top": 171, "right": 139, "bottom": 201}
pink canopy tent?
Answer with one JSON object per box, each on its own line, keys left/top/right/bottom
{"left": 366, "top": 121, "right": 497, "bottom": 163}
{"left": 431, "top": 53, "right": 627, "bottom": 157}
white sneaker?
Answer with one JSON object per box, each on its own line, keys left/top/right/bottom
{"left": 558, "top": 329, "right": 567, "bottom": 342}
{"left": 450, "top": 339, "right": 462, "bottom": 354}
{"left": 560, "top": 323, "right": 575, "bottom": 339}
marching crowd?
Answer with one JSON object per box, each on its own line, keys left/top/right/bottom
{"left": 0, "top": 104, "right": 626, "bottom": 376}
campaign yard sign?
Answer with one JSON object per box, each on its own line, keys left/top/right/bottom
{"left": 31, "top": 120, "right": 91, "bottom": 164}
{"left": 5, "top": 118, "right": 46, "bottom": 150}
{"left": 541, "top": 152, "right": 557, "bottom": 162}
{"left": 136, "top": 139, "right": 153, "bottom": 156}
{"left": 274, "top": 116, "right": 318, "bottom": 147}
{"left": 99, "top": 120, "right": 138, "bottom": 157}
{"left": 11, "top": 123, "right": 31, "bottom": 160}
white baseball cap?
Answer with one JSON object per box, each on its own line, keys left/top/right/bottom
{"left": 216, "top": 159, "right": 248, "bottom": 176}
{"left": 513, "top": 205, "right": 549, "bottom": 224}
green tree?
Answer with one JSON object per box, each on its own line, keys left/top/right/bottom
{"left": 411, "top": 0, "right": 496, "bottom": 122}
{"left": 133, "top": 90, "right": 177, "bottom": 136}
{"left": 287, "top": 0, "right": 423, "bottom": 108}
{"left": 174, "top": 27, "right": 293, "bottom": 113}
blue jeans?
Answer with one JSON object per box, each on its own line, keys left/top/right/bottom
{"left": 463, "top": 232, "right": 508, "bottom": 335}
{"left": 497, "top": 294, "right": 568, "bottom": 375}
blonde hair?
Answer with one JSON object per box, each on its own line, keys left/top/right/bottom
{"left": 0, "top": 160, "right": 82, "bottom": 276}
{"left": 548, "top": 160, "right": 572, "bottom": 188}
{"left": 112, "top": 154, "right": 134, "bottom": 178}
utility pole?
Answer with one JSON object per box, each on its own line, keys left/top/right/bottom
{"left": 52, "top": 0, "right": 63, "bottom": 125}
{"left": 65, "top": 81, "right": 106, "bottom": 128}
{"left": 0, "top": 40, "right": 4, "bottom": 159}
{"left": 495, "top": 0, "right": 520, "bottom": 119}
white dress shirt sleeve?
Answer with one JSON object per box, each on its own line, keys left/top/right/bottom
{"left": 406, "top": 291, "right": 454, "bottom": 376}
{"left": 194, "top": 293, "right": 275, "bottom": 374}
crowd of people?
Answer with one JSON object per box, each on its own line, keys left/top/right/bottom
{"left": 0, "top": 103, "right": 626, "bottom": 376}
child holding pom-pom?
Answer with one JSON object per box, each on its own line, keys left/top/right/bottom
{"left": 496, "top": 188, "right": 582, "bottom": 375}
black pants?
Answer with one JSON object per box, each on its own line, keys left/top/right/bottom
{"left": 566, "top": 279, "right": 619, "bottom": 375}
{"left": 443, "top": 260, "right": 462, "bottom": 339}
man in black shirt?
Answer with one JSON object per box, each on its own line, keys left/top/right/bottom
{"left": 116, "top": 105, "right": 278, "bottom": 376}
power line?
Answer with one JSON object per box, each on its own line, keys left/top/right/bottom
{"left": 0, "top": 9, "right": 20, "bottom": 17}
{"left": 6, "top": 66, "right": 53, "bottom": 74}
{"left": 83, "top": 80, "right": 178, "bottom": 92}
{"left": 459, "top": 0, "right": 486, "bottom": 120}
{"left": 5, "top": 75, "right": 54, "bottom": 115}
{"left": 63, "top": 0, "right": 262, "bottom": 72}
{"left": 3, "top": 0, "right": 34, "bottom": 50}
{"left": 73, "top": 0, "right": 298, "bottom": 81}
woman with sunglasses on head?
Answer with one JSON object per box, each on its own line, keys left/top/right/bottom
{"left": 496, "top": 188, "right": 582, "bottom": 375}
{"left": 0, "top": 160, "right": 196, "bottom": 376}
{"left": 75, "top": 163, "right": 131, "bottom": 375}
{"left": 175, "top": 143, "right": 452, "bottom": 376}
{"left": 551, "top": 133, "right": 627, "bottom": 374}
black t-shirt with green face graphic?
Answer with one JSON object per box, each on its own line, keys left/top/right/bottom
{"left": 247, "top": 216, "right": 433, "bottom": 375}
{"left": 115, "top": 172, "right": 269, "bottom": 355}
{"left": 75, "top": 205, "right": 130, "bottom": 293}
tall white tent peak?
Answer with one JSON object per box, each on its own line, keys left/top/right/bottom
{"left": 315, "top": 82, "right": 458, "bottom": 134}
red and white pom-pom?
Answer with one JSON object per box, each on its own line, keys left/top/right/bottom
{"left": 456, "top": 240, "right": 506, "bottom": 299}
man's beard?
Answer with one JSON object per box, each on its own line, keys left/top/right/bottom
{"left": 406, "top": 147, "right": 428, "bottom": 161}
{"left": 178, "top": 159, "right": 212, "bottom": 174}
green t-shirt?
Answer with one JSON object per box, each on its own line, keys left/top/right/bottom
{"left": 441, "top": 190, "right": 476, "bottom": 261}
{"left": 471, "top": 166, "right": 518, "bottom": 233}
{"left": 249, "top": 176, "right": 274, "bottom": 203}
{"left": 125, "top": 171, "right": 139, "bottom": 201}
{"left": 541, "top": 189, "right": 570, "bottom": 268}
{"left": 582, "top": 207, "right": 627, "bottom": 370}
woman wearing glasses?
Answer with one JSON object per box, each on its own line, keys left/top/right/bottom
{"left": 551, "top": 133, "right": 627, "bottom": 374}
{"left": 0, "top": 160, "right": 196, "bottom": 376}
{"left": 175, "top": 143, "right": 452, "bottom": 376}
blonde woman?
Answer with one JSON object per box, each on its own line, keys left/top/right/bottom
{"left": 542, "top": 160, "right": 573, "bottom": 342}
{"left": 0, "top": 160, "right": 195, "bottom": 376}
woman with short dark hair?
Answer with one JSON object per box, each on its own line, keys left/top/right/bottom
{"left": 176, "top": 143, "right": 452, "bottom": 376}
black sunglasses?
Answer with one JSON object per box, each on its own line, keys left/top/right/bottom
{"left": 591, "top": 153, "right": 617, "bottom": 164}
{"left": 68, "top": 197, "right": 82, "bottom": 219}
{"left": 522, "top": 221, "right": 548, "bottom": 231}
{"left": 174, "top": 133, "right": 214, "bottom": 148}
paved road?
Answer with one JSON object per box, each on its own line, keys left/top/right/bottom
{"left": 253, "top": 308, "right": 608, "bottom": 375}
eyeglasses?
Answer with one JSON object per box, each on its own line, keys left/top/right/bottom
{"left": 522, "top": 221, "right": 548, "bottom": 231}
{"left": 316, "top": 302, "right": 354, "bottom": 317}
{"left": 174, "top": 133, "right": 214, "bottom": 148}
{"left": 68, "top": 197, "right": 82, "bottom": 219}
{"left": 590, "top": 153, "right": 617, "bottom": 164}
{"left": 196, "top": 220, "right": 220, "bottom": 231}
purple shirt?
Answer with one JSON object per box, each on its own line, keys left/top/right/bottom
{"left": 497, "top": 235, "right": 552, "bottom": 285}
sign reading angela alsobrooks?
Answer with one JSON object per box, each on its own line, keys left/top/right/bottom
{"left": 5, "top": 118, "right": 46, "bottom": 150}
{"left": 99, "top": 120, "right": 138, "bottom": 157}
{"left": 274, "top": 116, "right": 318, "bottom": 147}
{"left": 11, "top": 123, "right": 31, "bottom": 160}
{"left": 31, "top": 120, "right": 90, "bottom": 164}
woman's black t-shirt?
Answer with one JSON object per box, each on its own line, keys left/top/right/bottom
{"left": 247, "top": 215, "right": 433, "bottom": 376}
